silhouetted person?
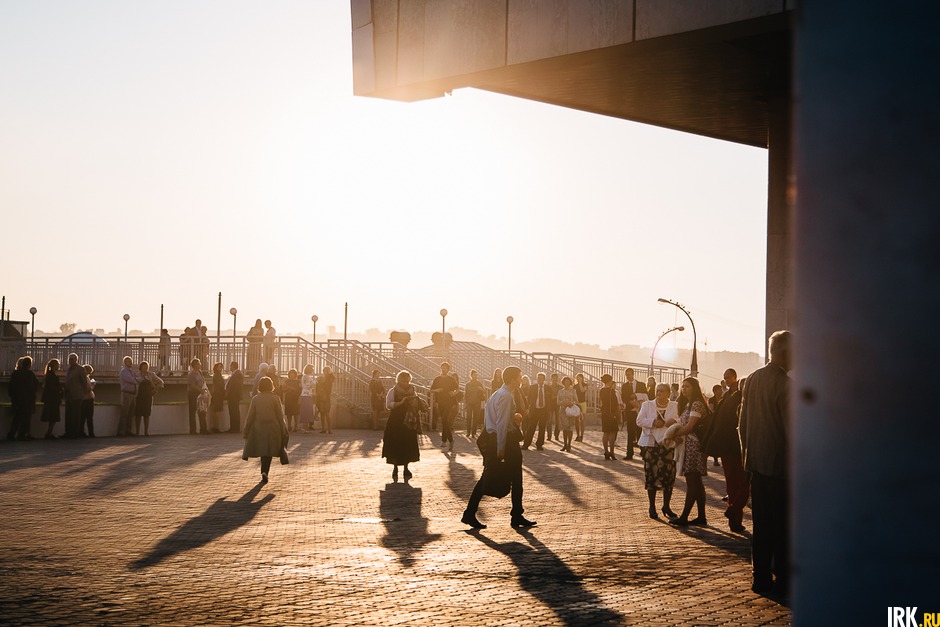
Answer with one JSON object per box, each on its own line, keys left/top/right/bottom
{"left": 599, "top": 374, "right": 620, "bottom": 460}
{"left": 382, "top": 370, "right": 421, "bottom": 481}
{"left": 117, "top": 356, "right": 140, "bottom": 437}
{"left": 316, "top": 366, "right": 334, "bottom": 434}
{"left": 7, "top": 356, "right": 38, "bottom": 441}
{"left": 209, "top": 362, "right": 226, "bottom": 433}
{"left": 158, "top": 328, "right": 171, "bottom": 375}
{"left": 299, "top": 364, "right": 316, "bottom": 431}
{"left": 135, "top": 361, "right": 164, "bottom": 436}
{"left": 41, "top": 358, "right": 62, "bottom": 439}
{"left": 574, "top": 373, "right": 588, "bottom": 442}
{"left": 524, "top": 372, "right": 551, "bottom": 451}
{"left": 704, "top": 368, "right": 748, "bottom": 532}
{"left": 226, "top": 361, "right": 244, "bottom": 433}
{"left": 555, "top": 376, "right": 578, "bottom": 452}
{"left": 187, "top": 358, "right": 207, "bottom": 435}
{"left": 464, "top": 369, "right": 486, "bottom": 438}
{"left": 620, "top": 367, "right": 647, "bottom": 460}
{"left": 263, "top": 319, "right": 276, "bottom": 363}
{"left": 63, "top": 352, "right": 88, "bottom": 438}
{"left": 283, "top": 368, "right": 301, "bottom": 432}
{"left": 431, "top": 362, "right": 458, "bottom": 451}
{"left": 740, "top": 330, "right": 791, "bottom": 595}
{"left": 242, "top": 376, "right": 288, "bottom": 483}
{"left": 369, "top": 369, "right": 385, "bottom": 431}
{"left": 462, "top": 366, "right": 535, "bottom": 530}
{"left": 547, "top": 373, "right": 562, "bottom": 441}
{"left": 246, "top": 319, "right": 263, "bottom": 370}
{"left": 81, "top": 364, "right": 96, "bottom": 437}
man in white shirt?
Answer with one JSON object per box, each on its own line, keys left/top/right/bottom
{"left": 462, "top": 366, "right": 536, "bottom": 529}
{"left": 263, "top": 320, "right": 277, "bottom": 363}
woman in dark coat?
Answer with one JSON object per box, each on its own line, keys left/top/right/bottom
{"left": 599, "top": 373, "right": 620, "bottom": 460}
{"left": 242, "top": 376, "right": 289, "bottom": 483}
{"left": 135, "top": 361, "right": 164, "bottom": 436}
{"left": 8, "top": 356, "right": 38, "bottom": 441}
{"left": 282, "top": 368, "right": 301, "bottom": 432}
{"left": 381, "top": 370, "right": 420, "bottom": 481}
{"left": 210, "top": 362, "right": 226, "bottom": 433}
{"left": 40, "top": 359, "right": 63, "bottom": 439}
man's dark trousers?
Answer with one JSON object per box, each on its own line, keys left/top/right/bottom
{"left": 466, "top": 433, "right": 524, "bottom": 518}
{"left": 523, "top": 406, "right": 548, "bottom": 448}
{"left": 750, "top": 472, "right": 789, "bottom": 591}
{"left": 227, "top": 397, "right": 241, "bottom": 432}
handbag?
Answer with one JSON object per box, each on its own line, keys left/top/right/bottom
{"left": 482, "top": 461, "right": 511, "bottom": 498}
{"left": 692, "top": 408, "right": 710, "bottom": 441}
{"left": 565, "top": 405, "right": 581, "bottom": 418}
{"left": 279, "top": 448, "right": 290, "bottom": 465}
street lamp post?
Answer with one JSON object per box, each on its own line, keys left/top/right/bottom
{"left": 123, "top": 313, "right": 130, "bottom": 342}
{"left": 229, "top": 308, "right": 238, "bottom": 366}
{"left": 657, "top": 298, "right": 698, "bottom": 377}
{"left": 230, "top": 308, "right": 238, "bottom": 341}
{"left": 650, "top": 325, "right": 685, "bottom": 377}
{"left": 440, "top": 308, "right": 448, "bottom": 336}
{"left": 311, "top": 315, "right": 318, "bottom": 342}
{"left": 506, "top": 316, "right": 514, "bottom": 352}
{"left": 29, "top": 307, "right": 37, "bottom": 343}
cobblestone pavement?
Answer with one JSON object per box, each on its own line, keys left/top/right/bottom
{"left": 0, "top": 429, "right": 791, "bottom": 625}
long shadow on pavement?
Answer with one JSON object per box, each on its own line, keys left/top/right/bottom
{"left": 129, "top": 483, "right": 274, "bottom": 570}
{"left": 379, "top": 482, "right": 441, "bottom": 568}
{"left": 472, "top": 528, "right": 624, "bottom": 626}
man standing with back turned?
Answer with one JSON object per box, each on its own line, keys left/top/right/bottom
{"left": 462, "top": 366, "right": 536, "bottom": 530}
{"left": 740, "top": 330, "right": 791, "bottom": 596}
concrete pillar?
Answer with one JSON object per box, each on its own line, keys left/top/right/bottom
{"left": 793, "top": 2, "right": 940, "bottom": 622}
{"left": 765, "top": 95, "right": 792, "bottom": 359}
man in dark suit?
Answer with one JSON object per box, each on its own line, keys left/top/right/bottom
{"left": 620, "top": 368, "right": 647, "bottom": 460}
{"left": 704, "top": 368, "right": 748, "bottom": 532}
{"left": 226, "top": 361, "right": 244, "bottom": 433}
{"left": 524, "top": 372, "right": 551, "bottom": 450}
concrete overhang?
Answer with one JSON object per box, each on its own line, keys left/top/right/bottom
{"left": 352, "top": 1, "right": 792, "bottom": 148}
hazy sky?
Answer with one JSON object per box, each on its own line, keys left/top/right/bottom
{"left": 0, "top": 0, "right": 768, "bottom": 354}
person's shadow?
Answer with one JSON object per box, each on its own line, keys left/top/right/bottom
{"left": 379, "top": 482, "right": 441, "bottom": 568}
{"left": 472, "top": 529, "right": 623, "bottom": 625}
{"left": 129, "top": 483, "right": 274, "bottom": 570}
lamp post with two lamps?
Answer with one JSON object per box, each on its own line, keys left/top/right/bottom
{"left": 657, "top": 298, "right": 698, "bottom": 378}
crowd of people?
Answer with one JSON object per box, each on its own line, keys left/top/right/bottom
{"left": 6, "top": 329, "right": 791, "bottom": 596}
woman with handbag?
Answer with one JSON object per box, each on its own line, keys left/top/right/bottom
{"left": 637, "top": 383, "right": 679, "bottom": 519}
{"left": 556, "top": 377, "right": 579, "bottom": 452}
{"left": 669, "top": 377, "right": 710, "bottom": 526}
{"left": 242, "top": 376, "right": 289, "bottom": 483}
{"left": 381, "top": 370, "right": 421, "bottom": 481}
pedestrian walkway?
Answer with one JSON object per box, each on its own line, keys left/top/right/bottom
{"left": 0, "top": 431, "right": 790, "bottom": 625}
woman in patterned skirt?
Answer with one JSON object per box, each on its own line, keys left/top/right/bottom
{"left": 669, "top": 377, "right": 710, "bottom": 526}
{"left": 637, "top": 383, "right": 679, "bottom": 519}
